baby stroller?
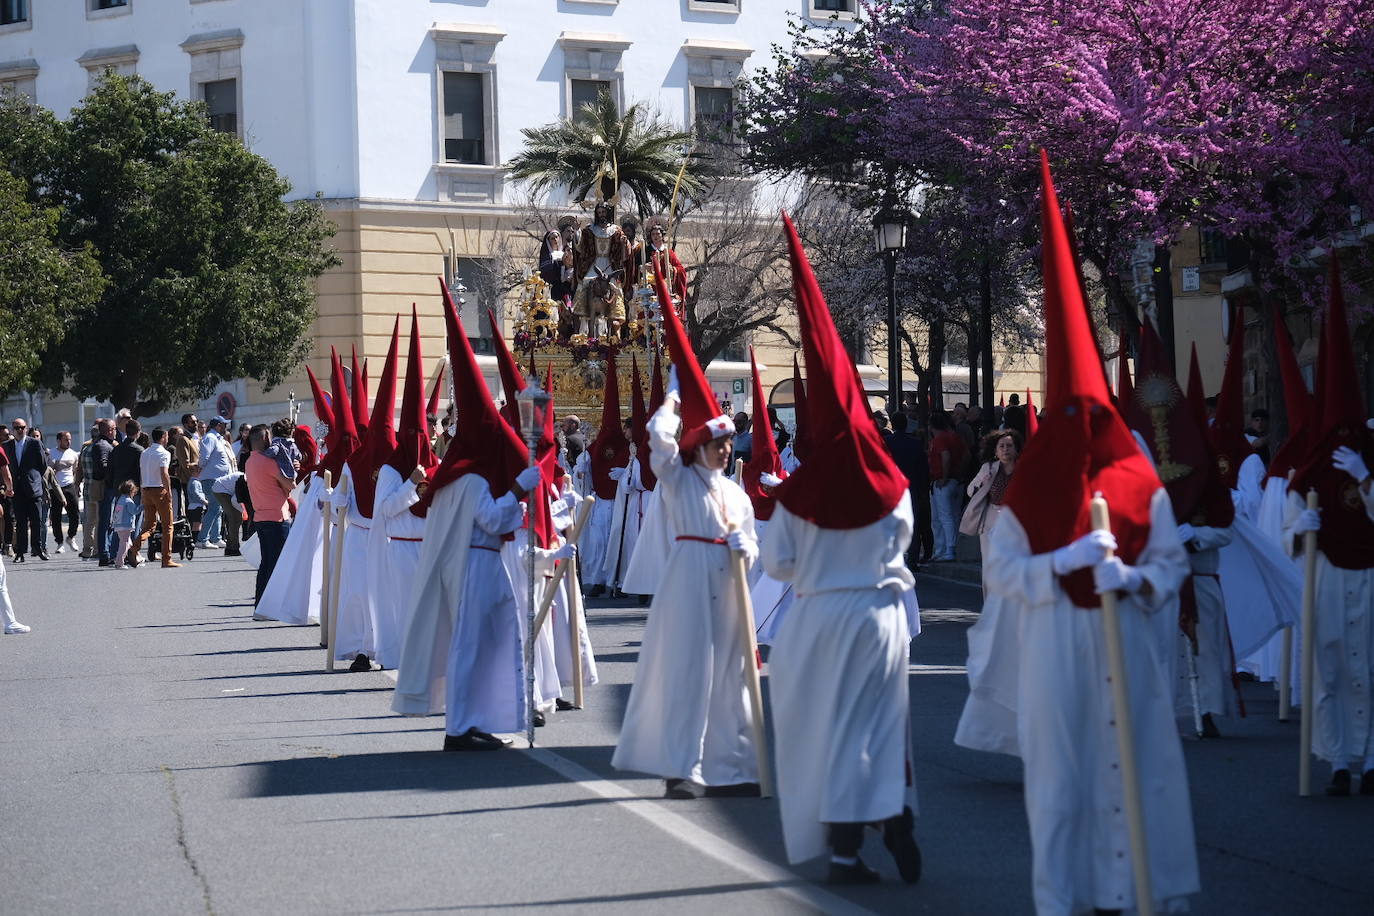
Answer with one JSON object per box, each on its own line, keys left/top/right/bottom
{"left": 146, "top": 517, "right": 193, "bottom": 563}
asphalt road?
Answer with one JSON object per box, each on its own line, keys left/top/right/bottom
{"left": 1, "top": 549, "right": 1371, "bottom": 915}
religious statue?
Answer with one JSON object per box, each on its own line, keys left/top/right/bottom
{"left": 572, "top": 202, "right": 631, "bottom": 337}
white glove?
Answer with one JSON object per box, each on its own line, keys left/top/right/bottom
{"left": 726, "top": 529, "right": 756, "bottom": 561}
{"left": 1052, "top": 530, "right": 1117, "bottom": 575}
{"left": 1332, "top": 446, "right": 1370, "bottom": 483}
{"left": 1175, "top": 523, "right": 1196, "bottom": 546}
{"left": 549, "top": 542, "right": 576, "bottom": 561}
{"left": 608, "top": 467, "right": 626, "bottom": 481}
{"left": 1292, "top": 508, "right": 1321, "bottom": 534}
{"left": 666, "top": 365, "right": 681, "bottom": 402}
{"left": 759, "top": 472, "right": 784, "bottom": 488}
{"left": 1093, "top": 557, "right": 1143, "bottom": 594}
{"left": 515, "top": 465, "right": 541, "bottom": 493}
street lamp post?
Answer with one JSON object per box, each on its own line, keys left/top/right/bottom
{"left": 874, "top": 205, "right": 910, "bottom": 414}
{"left": 516, "top": 375, "right": 553, "bottom": 748}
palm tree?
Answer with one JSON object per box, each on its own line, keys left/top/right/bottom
{"left": 506, "top": 91, "right": 704, "bottom": 220}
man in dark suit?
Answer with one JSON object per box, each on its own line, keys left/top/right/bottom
{"left": 108, "top": 420, "right": 145, "bottom": 567}
{"left": 884, "top": 412, "right": 933, "bottom": 566}
{"left": 5, "top": 419, "right": 49, "bottom": 561}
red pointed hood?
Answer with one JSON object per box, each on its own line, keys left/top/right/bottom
{"left": 1133, "top": 320, "right": 1233, "bottom": 529}
{"left": 641, "top": 351, "right": 663, "bottom": 490}
{"left": 588, "top": 351, "right": 630, "bottom": 499}
{"left": 426, "top": 362, "right": 445, "bottom": 424}
{"left": 1186, "top": 345, "right": 1207, "bottom": 434}
{"left": 350, "top": 348, "right": 368, "bottom": 434}
{"left": 629, "top": 352, "right": 649, "bottom": 457}
{"left": 790, "top": 354, "right": 810, "bottom": 461}
{"left": 489, "top": 307, "right": 527, "bottom": 432}
{"left": 318, "top": 348, "right": 360, "bottom": 483}
{"left": 744, "top": 347, "right": 785, "bottom": 520}
{"left": 1001, "top": 152, "right": 1159, "bottom": 608}
{"left": 770, "top": 212, "right": 907, "bottom": 530}
{"left": 1208, "top": 310, "right": 1254, "bottom": 489}
{"left": 1268, "top": 304, "right": 1318, "bottom": 481}
{"left": 421, "top": 277, "right": 529, "bottom": 505}
{"left": 525, "top": 363, "right": 560, "bottom": 549}
{"left": 389, "top": 306, "right": 439, "bottom": 487}
{"left": 653, "top": 253, "right": 732, "bottom": 459}
{"left": 307, "top": 364, "right": 334, "bottom": 432}
{"left": 1025, "top": 388, "right": 1038, "bottom": 438}
{"left": 347, "top": 317, "right": 400, "bottom": 517}
{"left": 1291, "top": 259, "right": 1374, "bottom": 569}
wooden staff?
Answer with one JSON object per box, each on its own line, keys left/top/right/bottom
{"left": 1298, "top": 489, "right": 1319, "bottom": 796}
{"left": 532, "top": 496, "right": 596, "bottom": 638}
{"left": 318, "top": 472, "right": 333, "bottom": 649}
{"left": 325, "top": 476, "right": 349, "bottom": 672}
{"left": 726, "top": 523, "right": 773, "bottom": 798}
{"left": 1279, "top": 468, "right": 1297, "bottom": 723}
{"left": 1090, "top": 494, "right": 1154, "bottom": 916}
{"left": 567, "top": 549, "right": 588, "bottom": 709}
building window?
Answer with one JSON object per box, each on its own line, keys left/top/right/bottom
{"left": 808, "top": 0, "right": 856, "bottom": 18}
{"left": 441, "top": 72, "right": 487, "bottom": 164}
{"left": 432, "top": 24, "right": 504, "bottom": 203}
{"left": 693, "top": 86, "right": 735, "bottom": 141}
{"left": 88, "top": 0, "right": 132, "bottom": 20}
{"left": 1199, "top": 228, "right": 1226, "bottom": 266}
{"left": 559, "top": 31, "right": 630, "bottom": 120}
{"left": 570, "top": 78, "right": 613, "bottom": 120}
{"left": 202, "top": 79, "right": 237, "bottom": 134}
{"left": 688, "top": 0, "right": 741, "bottom": 11}
{"left": 182, "top": 30, "right": 243, "bottom": 139}
{"left": 0, "top": 0, "right": 26, "bottom": 26}
{"left": 0, "top": 58, "right": 36, "bottom": 100}
{"left": 79, "top": 45, "right": 140, "bottom": 90}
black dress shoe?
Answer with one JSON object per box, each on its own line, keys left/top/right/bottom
{"left": 1326, "top": 768, "right": 1352, "bottom": 796}
{"left": 586, "top": 584, "right": 605, "bottom": 598}
{"left": 664, "top": 778, "right": 704, "bottom": 799}
{"left": 98, "top": 558, "right": 111, "bottom": 567}
{"left": 555, "top": 698, "right": 577, "bottom": 711}
{"left": 1361, "top": 770, "right": 1374, "bottom": 796}
{"left": 443, "top": 728, "right": 511, "bottom": 751}
{"left": 882, "top": 806, "right": 923, "bottom": 884}
{"left": 1200, "top": 713, "right": 1220, "bottom": 738}
{"left": 704, "top": 782, "right": 762, "bottom": 798}
{"left": 12, "top": 554, "right": 22, "bottom": 563}
{"left": 827, "top": 858, "right": 881, "bottom": 885}
{"left": 532, "top": 710, "right": 546, "bottom": 727}
{"left": 348, "top": 654, "right": 373, "bottom": 672}
{"left": 638, "top": 594, "right": 650, "bottom": 606}
{"left": 36, "top": 551, "right": 49, "bottom": 561}
{"left": 225, "top": 548, "right": 242, "bottom": 557}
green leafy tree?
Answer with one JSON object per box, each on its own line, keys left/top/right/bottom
{"left": 0, "top": 74, "right": 339, "bottom": 415}
{"left": 0, "top": 169, "right": 104, "bottom": 393}
{"left": 506, "top": 91, "right": 703, "bottom": 219}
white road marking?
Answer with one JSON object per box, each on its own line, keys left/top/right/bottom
{"left": 385, "top": 661, "right": 880, "bottom": 914}
{"left": 526, "top": 747, "right": 880, "bottom": 916}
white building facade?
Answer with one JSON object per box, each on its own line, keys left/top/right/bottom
{"left": 0, "top": 0, "right": 870, "bottom": 433}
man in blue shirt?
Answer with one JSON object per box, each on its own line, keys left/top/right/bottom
{"left": 196, "top": 417, "right": 234, "bottom": 548}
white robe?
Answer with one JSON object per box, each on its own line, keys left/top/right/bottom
{"left": 551, "top": 566, "right": 598, "bottom": 688}
{"left": 579, "top": 493, "right": 615, "bottom": 587}
{"left": 612, "top": 403, "right": 760, "bottom": 785}
{"left": 1282, "top": 489, "right": 1374, "bottom": 766}
{"left": 1217, "top": 511, "right": 1301, "bottom": 660}
{"left": 603, "top": 457, "right": 646, "bottom": 589}
{"left": 371, "top": 465, "right": 425, "bottom": 671}
{"left": 956, "top": 492, "right": 1199, "bottom": 915}
{"left": 763, "top": 492, "right": 920, "bottom": 864}
{"left": 621, "top": 487, "right": 667, "bottom": 595}
{"left": 501, "top": 537, "right": 563, "bottom": 712}
{"left": 328, "top": 466, "right": 376, "bottom": 661}
{"left": 1176, "top": 526, "right": 1238, "bottom": 719}
{"left": 1239, "top": 478, "right": 1304, "bottom": 689}
{"left": 253, "top": 474, "right": 328, "bottom": 626}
